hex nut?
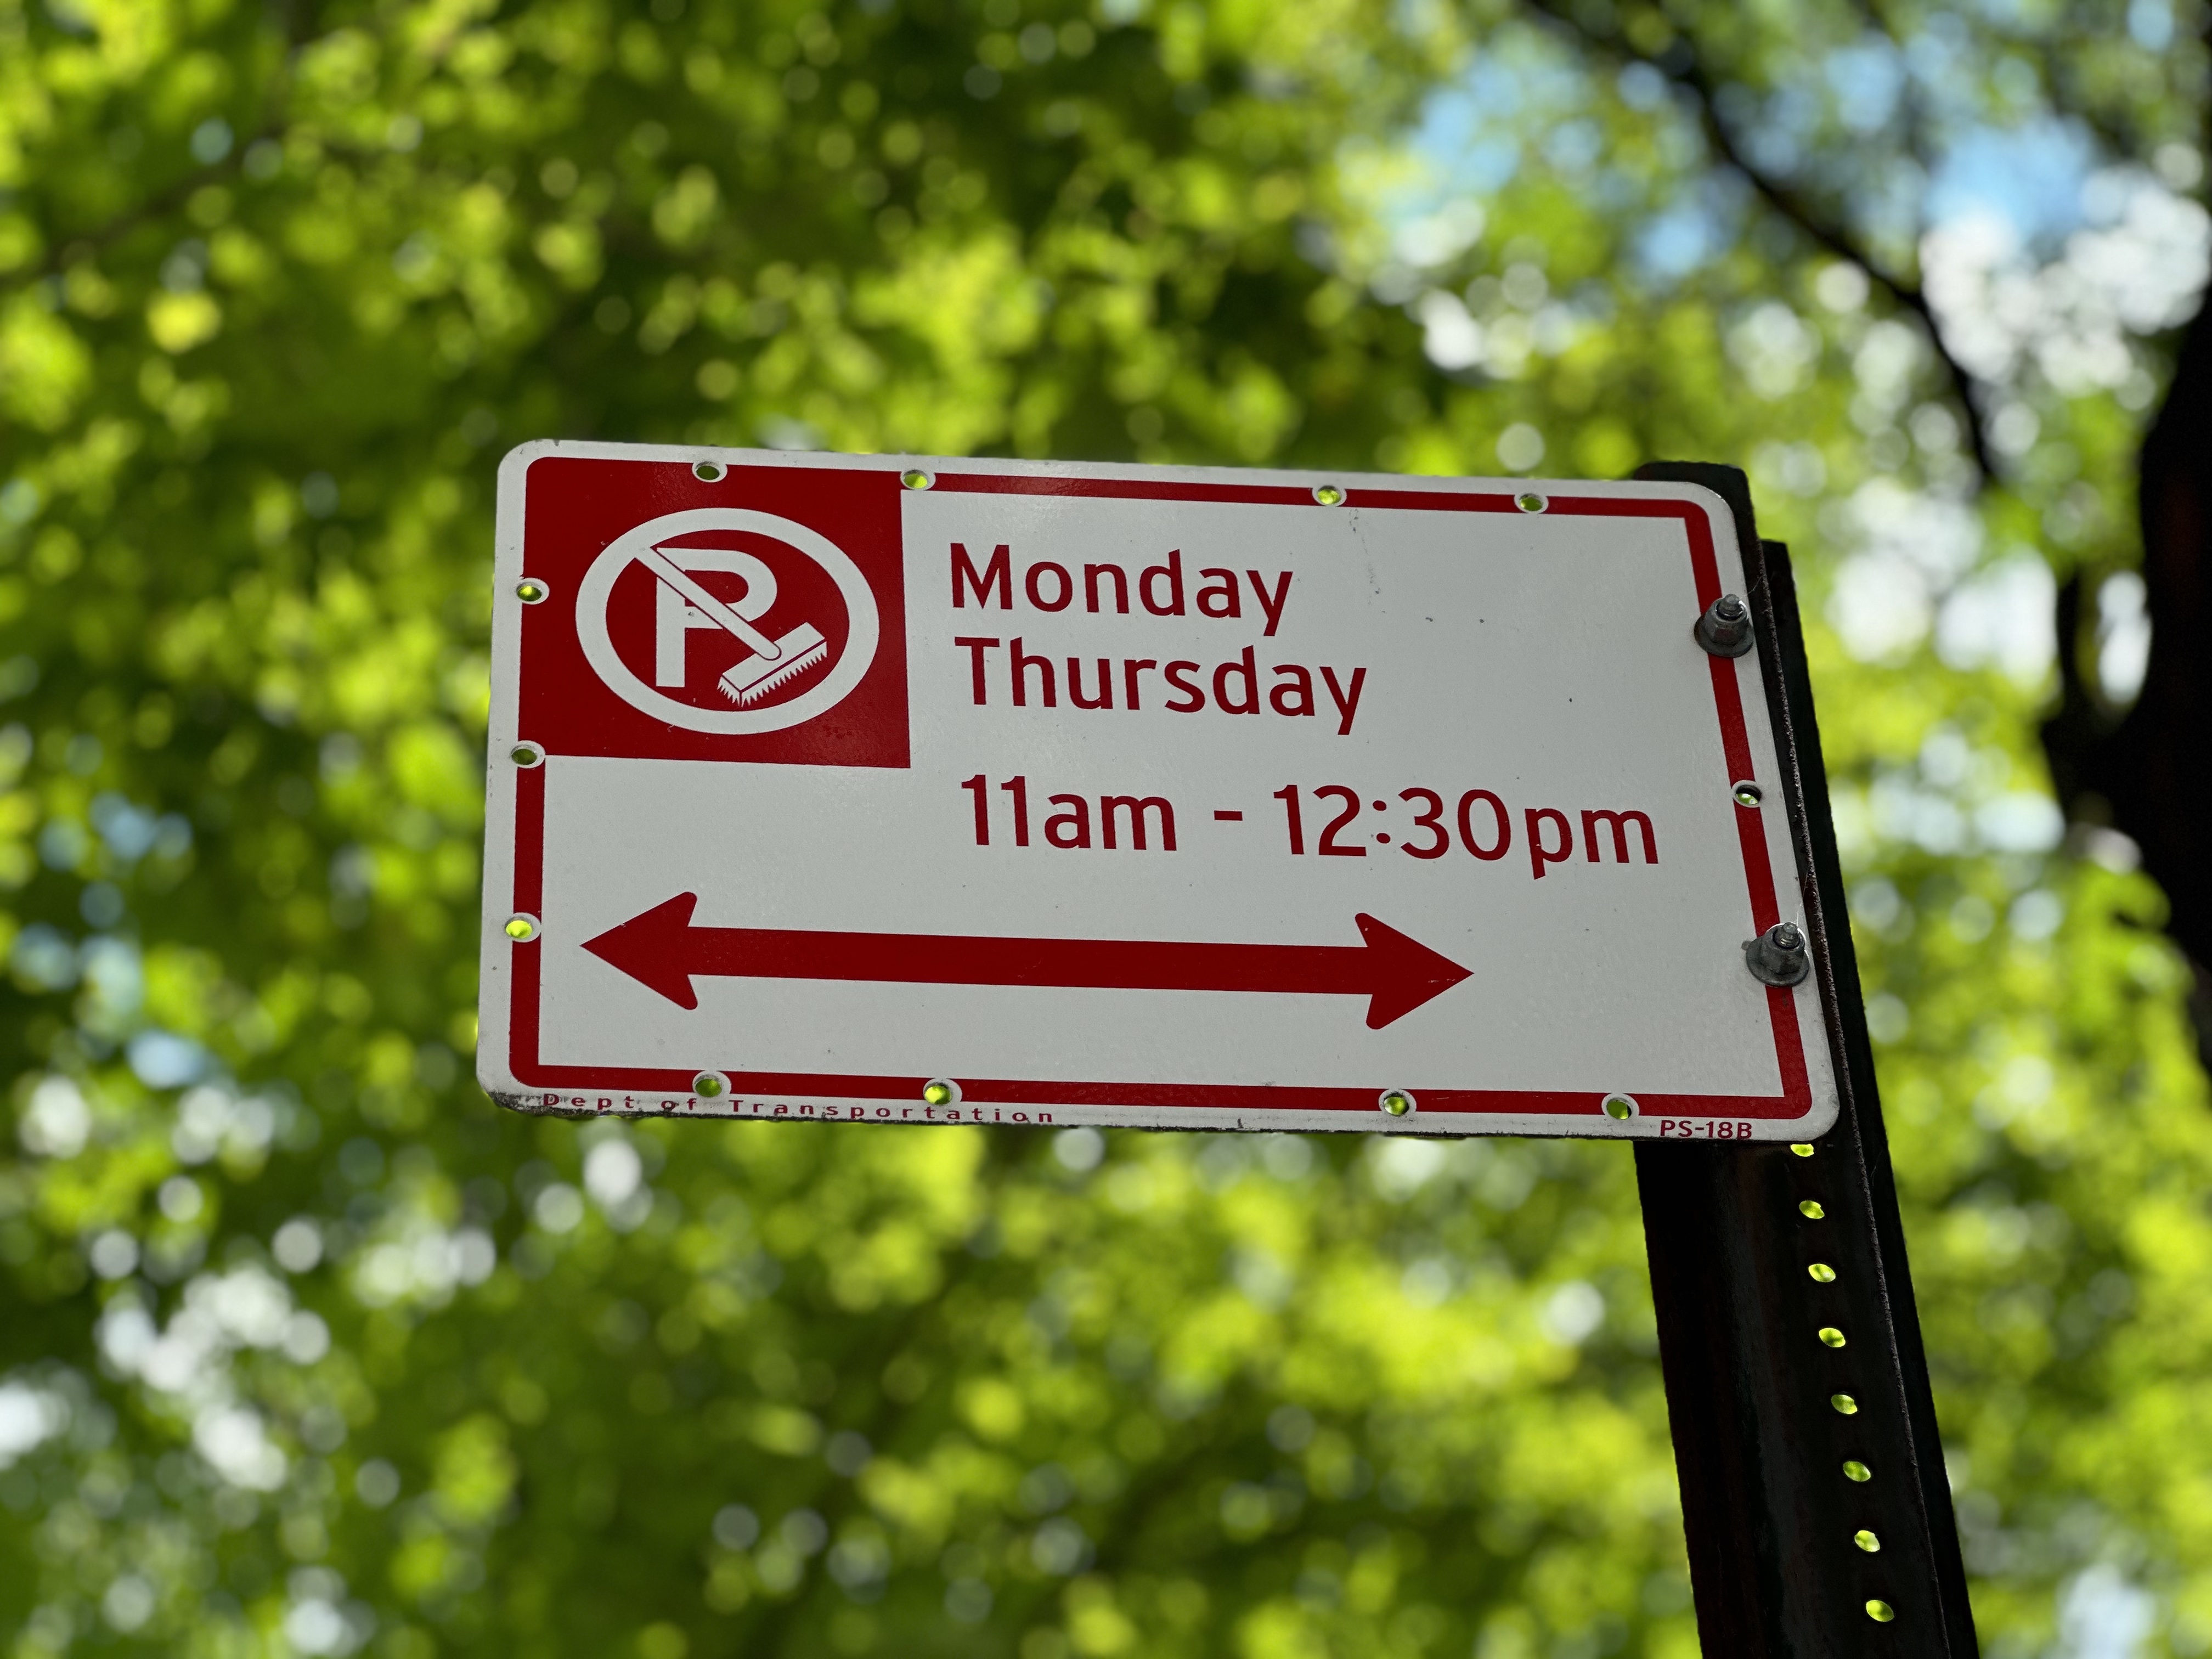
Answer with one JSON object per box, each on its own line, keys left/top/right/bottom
{"left": 1744, "top": 921, "right": 1812, "bottom": 987}
{"left": 1695, "top": 592, "right": 1755, "bottom": 657}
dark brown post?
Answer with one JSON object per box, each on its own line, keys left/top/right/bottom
{"left": 1632, "top": 462, "right": 1979, "bottom": 1658}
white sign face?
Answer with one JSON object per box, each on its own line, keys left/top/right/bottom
{"left": 478, "top": 443, "right": 1843, "bottom": 1141}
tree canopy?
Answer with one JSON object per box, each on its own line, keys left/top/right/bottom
{"left": 2, "top": 1, "right": 2209, "bottom": 1656}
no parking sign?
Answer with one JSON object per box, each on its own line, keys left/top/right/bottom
{"left": 477, "top": 444, "right": 1843, "bottom": 1139}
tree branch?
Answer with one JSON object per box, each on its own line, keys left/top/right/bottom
{"left": 5, "top": 133, "right": 273, "bottom": 294}
{"left": 1517, "top": 0, "right": 2000, "bottom": 483}
{"left": 5, "top": 0, "right": 328, "bottom": 294}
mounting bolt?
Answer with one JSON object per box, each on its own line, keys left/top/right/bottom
{"left": 1695, "top": 592, "right": 1754, "bottom": 657}
{"left": 1744, "top": 921, "right": 1811, "bottom": 987}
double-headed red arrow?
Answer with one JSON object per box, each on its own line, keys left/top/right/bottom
{"left": 581, "top": 894, "right": 1471, "bottom": 1030}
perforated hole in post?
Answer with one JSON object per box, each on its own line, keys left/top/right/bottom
{"left": 1788, "top": 1142, "right": 1910, "bottom": 1631}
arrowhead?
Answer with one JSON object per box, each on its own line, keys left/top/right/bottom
{"left": 582, "top": 893, "right": 703, "bottom": 1010}
{"left": 1355, "top": 913, "right": 1472, "bottom": 1029}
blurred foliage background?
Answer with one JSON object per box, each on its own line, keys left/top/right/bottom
{"left": 1, "top": 0, "right": 2209, "bottom": 1656}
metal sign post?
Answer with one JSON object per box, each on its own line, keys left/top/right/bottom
{"left": 1632, "top": 465, "right": 1978, "bottom": 1656}
{"left": 475, "top": 446, "right": 1973, "bottom": 1651}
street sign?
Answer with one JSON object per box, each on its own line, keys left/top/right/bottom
{"left": 477, "top": 444, "right": 1844, "bottom": 1139}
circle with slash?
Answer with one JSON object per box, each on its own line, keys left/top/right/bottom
{"left": 574, "top": 507, "right": 879, "bottom": 735}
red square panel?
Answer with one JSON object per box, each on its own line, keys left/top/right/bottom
{"left": 517, "top": 457, "right": 909, "bottom": 768}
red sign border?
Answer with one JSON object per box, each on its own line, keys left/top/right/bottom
{"left": 500, "top": 469, "right": 1816, "bottom": 1126}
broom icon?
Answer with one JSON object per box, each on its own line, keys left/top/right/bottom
{"left": 634, "top": 544, "right": 830, "bottom": 706}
